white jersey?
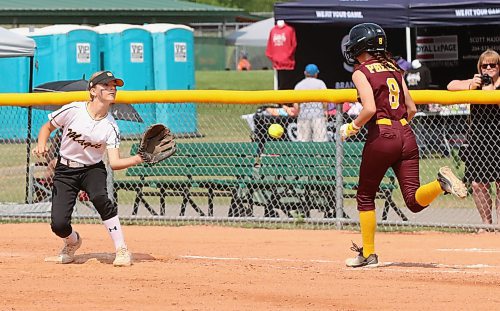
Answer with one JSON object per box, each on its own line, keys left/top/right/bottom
{"left": 294, "top": 77, "right": 327, "bottom": 119}
{"left": 48, "top": 101, "right": 120, "bottom": 165}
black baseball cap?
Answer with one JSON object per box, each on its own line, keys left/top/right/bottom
{"left": 88, "top": 71, "right": 124, "bottom": 90}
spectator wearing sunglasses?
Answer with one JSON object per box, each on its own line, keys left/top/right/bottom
{"left": 447, "top": 49, "right": 500, "bottom": 228}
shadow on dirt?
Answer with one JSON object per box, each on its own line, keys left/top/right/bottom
{"left": 73, "top": 252, "right": 156, "bottom": 265}
{"left": 380, "top": 262, "right": 459, "bottom": 269}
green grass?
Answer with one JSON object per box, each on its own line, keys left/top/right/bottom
{"left": 195, "top": 70, "right": 274, "bottom": 90}
{"left": 194, "top": 70, "right": 275, "bottom": 141}
{"left": 0, "top": 142, "right": 31, "bottom": 202}
{"left": 390, "top": 155, "right": 475, "bottom": 209}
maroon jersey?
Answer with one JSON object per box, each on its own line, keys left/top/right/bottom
{"left": 354, "top": 60, "right": 423, "bottom": 213}
{"left": 356, "top": 59, "right": 408, "bottom": 122}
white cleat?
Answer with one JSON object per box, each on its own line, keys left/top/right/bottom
{"left": 345, "top": 242, "right": 379, "bottom": 268}
{"left": 113, "top": 246, "right": 132, "bottom": 267}
{"left": 438, "top": 166, "right": 467, "bottom": 199}
{"left": 45, "top": 232, "right": 82, "bottom": 264}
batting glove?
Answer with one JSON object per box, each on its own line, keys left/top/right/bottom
{"left": 340, "top": 121, "right": 360, "bottom": 141}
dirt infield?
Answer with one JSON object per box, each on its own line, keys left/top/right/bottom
{"left": 0, "top": 223, "right": 499, "bottom": 310}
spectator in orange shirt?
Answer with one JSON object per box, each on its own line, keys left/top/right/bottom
{"left": 237, "top": 54, "right": 251, "bottom": 71}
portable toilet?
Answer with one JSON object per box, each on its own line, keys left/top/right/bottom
{"left": 0, "top": 55, "right": 31, "bottom": 139}
{"left": 30, "top": 25, "right": 100, "bottom": 85}
{"left": 142, "top": 23, "right": 198, "bottom": 135}
{"left": 25, "top": 25, "right": 100, "bottom": 135}
{"left": 0, "top": 28, "right": 37, "bottom": 139}
{"left": 94, "top": 24, "right": 155, "bottom": 135}
{"left": 0, "top": 28, "right": 34, "bottom": 93}
{"left": 0, "top": 27, "right": 36, "bottom": 93}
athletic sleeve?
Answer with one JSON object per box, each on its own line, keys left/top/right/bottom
{"left": 48, "top": 102, "right": 78, "bottom": 128}
{"left": 106, "top": 121, "right": 120, "bottom": 149}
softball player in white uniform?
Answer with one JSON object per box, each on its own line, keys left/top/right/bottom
{"left": 34, "top": 71, "right": 143, "bottom": 267}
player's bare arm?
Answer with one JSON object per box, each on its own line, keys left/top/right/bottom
{"left": 107, "top": 147, "right": 143, "bottom": 171}
{"left": 33, "top": 121, "right": 57, "bottom": 157}
{"left": 352, "top": 70, "right": 376, "bottom": 127}
{"left": 401, "top": 79, "right": 417, "bottom": 121}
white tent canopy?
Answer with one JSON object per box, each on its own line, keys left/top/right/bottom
{"left": 226, "top": 18, "right": 274, "bottom": 47}
{"left": 0, "top": 27, "right": 36, "bottom": 58}
{"left": 142, "top": 23, "right": 193, "bottom": 33}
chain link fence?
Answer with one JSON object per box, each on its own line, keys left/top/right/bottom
{"left": 0, "top": 96, "right": 498, "bottom": 232}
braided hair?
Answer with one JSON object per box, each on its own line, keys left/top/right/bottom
{"left": 371, "top": 51, "right": 402, "bottom": 73}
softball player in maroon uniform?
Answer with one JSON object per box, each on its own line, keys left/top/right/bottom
{"left": 34, "top": 71, "right": 143, "bottom": 267}
{"left": 341, "top": 23, "right": 467, "bottom": 267}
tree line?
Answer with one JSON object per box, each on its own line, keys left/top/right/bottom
{"left": 187, "top": 0, "right": 283, "bottom": 13}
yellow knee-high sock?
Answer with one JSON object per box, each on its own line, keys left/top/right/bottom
{"left": 359, "top": 210, "right": 376, "bottom": 258}
{"left": 415, "top": 180, "right": 443, "bottom": 206}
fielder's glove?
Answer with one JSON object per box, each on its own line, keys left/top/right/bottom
{"left": 138, "top": 124, "right": 176, "bottom": 164}
{"left": 340, "top": 121, "right": 360, "bottom": 141}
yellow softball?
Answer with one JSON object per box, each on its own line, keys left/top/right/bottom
{"left": 268, "top": 123, "right": 284, "bottom": 139}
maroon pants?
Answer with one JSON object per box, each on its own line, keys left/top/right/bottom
{"left": 356, "top": 122, "right": 426, "bottom": 213}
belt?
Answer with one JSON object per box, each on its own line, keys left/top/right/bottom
{"left": 60, "top": 157, "right": 91, "bottom": 168}
{"left": 376, "top": 118, "right": 408, "bottom": 126}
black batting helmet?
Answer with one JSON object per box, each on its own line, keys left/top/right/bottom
{"left": 344, "top": 23, "right": 387, "bottom": 64}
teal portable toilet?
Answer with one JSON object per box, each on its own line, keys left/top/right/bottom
{"left": 27, "top": 25, "right": 100, "bottom": 134}
{"left": 30, "top": 25, "right": 100, "bottom": 85}
{"left": 0, "top": 27, "right": 36, "bottom": 140}
{"left": 0, "top": 56, "right": 31, "bottom": 139}
{"left": 142, "top": 23, "right": 198, "bottom": 135}
{"left": 0, "top": 28, "right": 35, "bottom": 93}
{"left": 94, "top": 24, "right": 155, "bottom": 135}
{"left": 0, "top": 56, "right": 30, "bottom": 93}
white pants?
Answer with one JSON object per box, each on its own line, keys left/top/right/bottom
{"left": 297, "top": 117, "right": 328, "bottom": 142}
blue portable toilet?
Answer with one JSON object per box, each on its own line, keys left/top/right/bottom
{"left": 26, "top": 25, "right": 100, "bottom": 134}
{"left": 0, "top": 54, "right": 31, "bottom": 93}
{"left": 0, "top": 56, "right": 31, "bottom": 139}
{"left": 30, "top": 25, "right": 100, "bottom": 85}
{"left": 142, "top": 23, "right": 198, "bottom": 135}
{"left": 0, "top": 27, "right": 37, "bottom": 140}
{"left": 94, "top": 24, "right": 155, "bottom": 135}
{"left": 0, "top": 28, "right": 36, "bottom": 93}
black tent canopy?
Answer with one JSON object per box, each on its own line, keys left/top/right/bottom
{"left": 275, "top": 0, "right": 500, "bottom": 27}
{"left": 274, "top": 0, "right": 410, "bottom": 28}
{"left": 410, "top": 0, "right": 500, "bottom": 26}
{"left": 272, "top": 0, "right": 500, "bottom": 90}
{"left": 272, "top": 0, "right": 412, "bottom": 90}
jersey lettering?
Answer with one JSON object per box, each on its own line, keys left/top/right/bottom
{"left": 365, "top": 63, "right": 395, "bottom": 74}
{"left": 66, "top": 128, "right": 103, "bottom": 150}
